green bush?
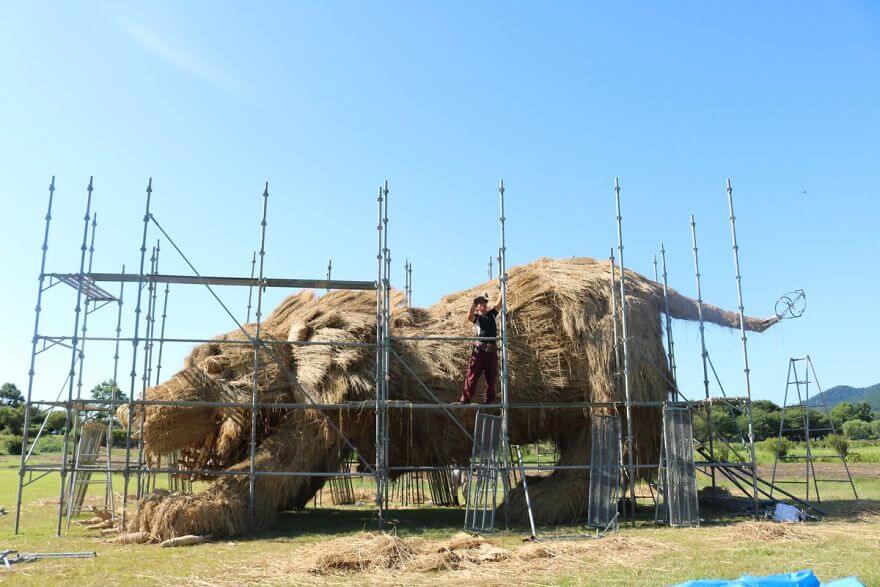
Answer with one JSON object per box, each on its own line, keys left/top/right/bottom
{"left": 34, "top": 434, "right": 65, "bottom": 454}
{"left": 111, "top": 429, "right": 130, "bottom": 448}
{"left": 871, "top": 421, "right": 880, "bottom": 440}
{"left": 845, "top": 451, "right": 863, "bottom": 463}
{"left": 712, "top": 444, "right": 730, "bottom": 463}
{"left": 3, "top": 436, "right": 23, "bottom": 455}
{"left": 823, "top": 433, "right": 849, "bottom": 457}
{"left": 755, "top": 437, "right": 791, "bottom": 459}
{"left": 843, "top": 419, "right": 872, "bottom": 441}
{"left": 43, "top": 411, "right": 68, "bottom": 434}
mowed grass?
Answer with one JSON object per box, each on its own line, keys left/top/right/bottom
{"left": 0, "top": 455, "right": 878, "bottom": 585}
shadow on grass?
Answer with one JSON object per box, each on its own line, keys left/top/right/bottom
{"left": 239, "top": 506, "right": 468, "bottom": 542}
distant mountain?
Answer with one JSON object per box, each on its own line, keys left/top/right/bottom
{"left": 803, "top": 383, "right": 880, "bottom": 411}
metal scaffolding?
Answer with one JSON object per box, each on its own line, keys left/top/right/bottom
{"left": 13, "top": 174, "right": 796, "bottom": 538}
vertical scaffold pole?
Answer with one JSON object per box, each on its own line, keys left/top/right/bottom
{"left": 326, "top": 259, "right": 332, "bottom": 292}
{"left": 147, "top": 241, "right": 161, "bottom": 387}
{"left": 613, "top": 178, "right": 637, "bottom": 527}
{"left": 609, "top": 249, "right": 622, "bottom": 396}
{"left": 497, "top": 181, "right": 510, "bottom": 449}
{"left": 246, "top": 252, "right": 256, "bottom": 322}
{"left": 374, "top": 184, "right": 385, "bottom": 521}
{"left": 690, "top": 215, "right": 715, "bottom": 488}
{"left": 403, "top": 259, "right": 409, "bottom": 306}
{"left": 57, "top": 177, "right": 94, "bottom": 536}
{"left": 381, "top": 180, "right": 391, "bottom": 511}
{"left": 121, "top": 178, "right": 153, "bottom": 529}
{"left": 65, "top": 210, "right": 100, "bottom": 528}
{"left": 15, "top": 176, "right": 56, "bottom": 534}
{"left": 154, "top": 281, "right": 171, "bottom": 388}
{"left": 652, "top": 253, "right": 659, "bottom": 282}
{"left": 660, "top": 244, "right": 677, "bottom": 393}
{"left": 609, "top": 248, "right": 626, "bottom": 523}
{"left": 497, "top": 179, "right": 513, "bottom": 529}
{"left": 107, "top": 264, "right": 126, "bottom": 519}
{"left": 136, "top": 243, "right": 158, "bottom": 498}
{"left": 248, "top": 182, "right": 270, "bottom": 531}
{"left": 488, "top": 256, "right": 493, "bottom": 281}
{"left": 725, "top": 178, "right": 760, "bottom": 514}
{"left": 73, "top": 213, "right": 99, "bottom": 403}
{"left": 408, "top": 261, "right": 412, "bottom": 306}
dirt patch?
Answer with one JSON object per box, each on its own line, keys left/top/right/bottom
{"left": 758, "top": 463, "right": 880, "bottom": 480}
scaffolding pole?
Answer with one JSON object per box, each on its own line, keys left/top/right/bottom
{"left": 246, "top": 252, "right": 256, "bottom": 322}
{"left": 15, "top": 177, "right": 56, "bottom": 534}
{"left": 690, "top": 215, "right": 716, "bottom": 488}
{"left": 64, "top": 210, "right": 100, "bottom": 526}
{"left": 106, "top": 264, "right": 126, "bottom": 519}
{"left": 121, "top": 178, "right": 153, "bottom": 529}
{"left": 136, "top": 243, "right": 158, "bottom": 497}
{"left": 660, "top": 244, "right": 677, "bottom": 391}
{"left": 56, "top": 177, "right": 94, "bottom": 536}
{"left": 725, "top": 178, "right": 760, "bottom": 515}
{"left": 497, "top": 180, "right": 511, "bottom": 470}
{"left": 613, "top": 178, "right": 637, "bottom": 526}
{"left": 248, "top": 182, "right": 270, "bottom": 531}
{"left": 375, "top": 184, "right": 386, "bottom": 521}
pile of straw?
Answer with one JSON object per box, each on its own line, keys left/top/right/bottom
{"left": 123, "top": 257, "right": 776, "bottom": 538}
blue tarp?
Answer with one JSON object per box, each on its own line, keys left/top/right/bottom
{"left": 674, "top": 570, "right": 863, "bottom": 587}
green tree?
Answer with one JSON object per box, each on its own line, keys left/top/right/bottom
{"left": 871, "top": 420, "right": 880, "bottom": 440}
{"left": 842, "top": 419, "right": 872, "bottom": 441}
{"left": 44, "top": 411, "right": 68, "bottom": 434}
{"left": 778, "top": 407, "right": 830, "bottom": 439}
{"left": 0, "top": 383, "right": 23, "bottom": 407}
{"left": 90, "top": 379, "right": 127, "bottom": 423}
{"left": 750, "top": 406, "right": 781, "bottom": 440}
{"left": 831, "top": 402, "right": 874, "bottom": 429}
{"left": 694, "top": 406, "right": 738, "bottom": 443}
{"left": 751, "top": 400, "right": 781, "bottom": 413}
{"left": 0, "top": 406, "right": 24, "bottom": 435}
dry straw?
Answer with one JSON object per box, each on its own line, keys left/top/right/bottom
{"left": 121, "top": 257, "right": 775, "bottom": 538}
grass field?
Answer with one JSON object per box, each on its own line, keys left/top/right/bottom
{"left": 1, "top": 455, "right": 879, "bottom": 585}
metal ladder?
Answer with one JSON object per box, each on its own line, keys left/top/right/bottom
{"left": 65, "top": 421, "right": 113, "bottom": 527}
{"left": 463, "top": 412, "right": 536, "bottom": 535}
{"left": 771, "top": 356, "right": 859, "bottom": 504}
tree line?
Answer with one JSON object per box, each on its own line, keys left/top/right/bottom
{"left": 693, "top": 399, "right": 880, "bottom": 443}
{"left": 0, "top": 380, "right": 128, "bottom": 436}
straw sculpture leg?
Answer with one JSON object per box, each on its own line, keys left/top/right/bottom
{"left": 122, "top": 257, "right": 776, "bottom": 539}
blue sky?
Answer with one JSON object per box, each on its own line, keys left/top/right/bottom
{"left": 0, "top": 1, "right": 877, "bottom": 407}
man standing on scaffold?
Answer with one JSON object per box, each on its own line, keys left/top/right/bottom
{"left": 459, "top": 294, "right": 502, "bottom": 404}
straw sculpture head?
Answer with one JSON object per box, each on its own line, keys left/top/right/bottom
{"left": 122, "top": 257, "right": 777, "bottom": 539}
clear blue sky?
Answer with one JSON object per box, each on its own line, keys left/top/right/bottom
{"left": 0, "top": 2, "right": 877, "bottom": 407}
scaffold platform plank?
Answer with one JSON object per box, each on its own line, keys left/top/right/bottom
{"left": 54, "top": 272, "right": 377, "bottom": 291}
{"left": 50, "top": 274, "right": 118, "bottom": 301}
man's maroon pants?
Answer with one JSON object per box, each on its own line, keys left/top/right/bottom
{"left": 460, "top": 348, "right": 497, "bottom": 404}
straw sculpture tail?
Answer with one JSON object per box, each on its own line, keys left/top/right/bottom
{"left": 120, "top": 257, "right": 777, "bottom": 539}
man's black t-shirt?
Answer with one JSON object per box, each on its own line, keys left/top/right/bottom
{"left": 473, "top": 308, "right": 498, "bottom": 339}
